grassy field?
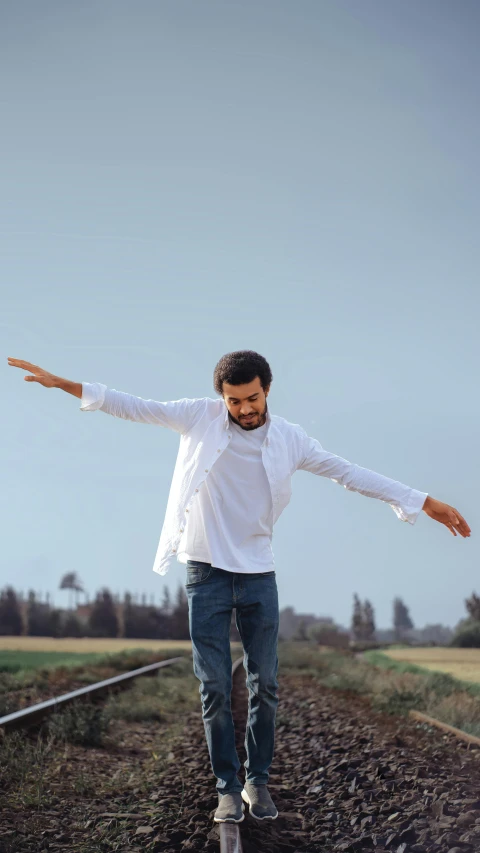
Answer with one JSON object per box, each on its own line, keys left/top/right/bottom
{"left": 0, "top": 636, "right": 242, "bottom": 673}
{"left": 0, "top": 638, "right": 194, "bottom": 672}
{"left": 382, "top": 647, "right": 480, "bottom": 684}
{"left": 0, "top": 636, "right": 194, "bottom": 653}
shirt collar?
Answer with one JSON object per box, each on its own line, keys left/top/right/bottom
{"left": 223, "top": 406, "right": 271, "bottom": 444}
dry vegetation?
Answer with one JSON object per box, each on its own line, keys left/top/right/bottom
{"left": 0, "top": 636, "right": 194, "bottom": 653}
{"left": 382, "top": 646, "right": 480, "bottom": 684}
{"left": 278, "top": 644, "right": 480, "bottom": 739}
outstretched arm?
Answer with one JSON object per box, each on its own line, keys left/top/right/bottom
{"left": 298, "top": 432, "right": 471, "bottom": 538}
{"left": 7, "top": 357, "right": 205, "bottom": 434}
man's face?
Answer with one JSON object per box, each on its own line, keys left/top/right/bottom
{"left": 222, "top": 376, "right": 270, "bottom": 430}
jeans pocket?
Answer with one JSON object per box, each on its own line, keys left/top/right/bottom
{"left": 185, "top": 561, "right": 213, "bottom": 586}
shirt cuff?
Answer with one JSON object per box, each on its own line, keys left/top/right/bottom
{"left": 389, "top": 489, "right": 428, "bottom": 525}
{"left": 79, "top": 382, "right": 107, "bottom": 411}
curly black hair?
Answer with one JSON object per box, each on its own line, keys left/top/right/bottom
{"left": 213, "top": 350, "right": 273, "bottom": 396}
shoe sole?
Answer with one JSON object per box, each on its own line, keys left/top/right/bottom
{"left": 241, "top": 788, "right": 278, "bottom": 820}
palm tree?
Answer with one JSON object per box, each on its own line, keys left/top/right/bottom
{"left": 59, "top": 572, "right": 85, "bottom": 609}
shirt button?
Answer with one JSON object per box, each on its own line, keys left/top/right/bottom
{"left": 217, "top": 449, "right": 221, "bottom": 453}
{"left": 195, "top": 489, "right": 199, "bottom": 493}
{"left": 179, "top": 528, "right": 184, "bottom": 533}
{"left": 185, "top": 509, "right": 189, "bottom": 513}
{"left": 172, "top": 548, "right": 177, "bottom": 553}
{"left": 205, "top": 469, "right": 209, "bottom": 473}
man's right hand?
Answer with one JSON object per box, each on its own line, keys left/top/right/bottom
{"left": 8, "top": 358, "right": 59, "bottom": 388}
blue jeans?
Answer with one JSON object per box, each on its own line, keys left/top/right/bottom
{"left": 185, "top": 560, "right": 279, "bottom": 795}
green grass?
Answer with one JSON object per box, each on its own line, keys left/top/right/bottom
{"left": 0, "top": 646, "right": 190, "bottom": 674}
{"left": 0, "top": 650, "right": 109, "bottom": 673}
{"left": 104, "top": 657, "right": 196, "bottom": 723}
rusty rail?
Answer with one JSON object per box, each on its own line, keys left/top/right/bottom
{"left": 0, "top": 656, "right": 186, "bottom": 731}
{"left": 409, "top": 709, "right": 480, "bottom": 749}
{"left": 219, "top": 656, "right": 245, "bottom": 853}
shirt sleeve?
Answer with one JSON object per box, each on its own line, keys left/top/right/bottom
{"left": 297, "top": 432, "right": 428, "bottom": 525}
{"left": 79, "top": 382, "right": 206, "bottom": 435}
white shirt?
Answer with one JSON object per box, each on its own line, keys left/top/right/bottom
{"left": 177, "top": 419, "right": 274, "bottom": 573}
{"left": 80, "top": 383, "right": 428, "bottom": 577}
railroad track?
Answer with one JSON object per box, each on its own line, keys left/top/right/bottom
{"left": 1, "top": 653, "right": 250, "bottom": 853}
{"left": 219, "top": 656, "right": 245, "bottom": 853}
{"left": 0, "top": 656, "right": 186, "bottom": 732}
{"left": 3, "top": 651, "right": 480, "bottom": 852}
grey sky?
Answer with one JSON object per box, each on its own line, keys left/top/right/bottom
{"left": 2, "top": 1, "right": 478, "bottom": 629}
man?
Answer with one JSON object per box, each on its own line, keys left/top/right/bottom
{"left": 7, "top": 351, "right": 471, "bottom": 824}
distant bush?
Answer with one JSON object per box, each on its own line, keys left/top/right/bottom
{"left": 59, "top": 613, "right": 86, "bottom": 638}
{"left": 307, "top": 622, "right": 350, "bottom": 648}
{"left": 88, "top": 589, "right": 119, "bottom": 638}
{"left": 451, "top": 620, "right": 480, "bottom": 648}
{"left": 0, "top": 587, "right": 22, "bottom": 635}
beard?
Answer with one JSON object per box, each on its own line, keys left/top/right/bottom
{"left": 229, "top": 401, "right": 268, "bottom": 431}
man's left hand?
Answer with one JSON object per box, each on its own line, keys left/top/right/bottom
{"left": 422, "top": 496, "right": 471, "bottom": 538}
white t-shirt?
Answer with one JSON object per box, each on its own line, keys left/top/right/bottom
{"left": 176, "top": 419, "right": 275, "bottom": 573}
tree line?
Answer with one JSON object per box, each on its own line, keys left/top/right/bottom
{"left": 350, "top": 594, "right": 413, "bottom": 642}
{"left": 2, "top": 573, "right": 480, "bottom": 647}
{"left": 350, "top": 591, "right": 480, "bottom": 647}
{"left": 0, "top": 582, "right": 192, "bottom": 640}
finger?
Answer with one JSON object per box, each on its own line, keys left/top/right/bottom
{"left": 455, "top": 512, "right": 471, "bottom": 536}
{"left": 453, "top": 516, "right": 465, "bottom": 535}
{"left": 8, "top": 358, "right": 32, "bottom": 370}
{"left": 450, "top": 514, "right": 469, "bottom": 537}
{"left": 9, "top": 359, "right": 38, "bottom": 372}
{"left": 444, "top": 522, "right": 456, "bottom": 536}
